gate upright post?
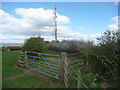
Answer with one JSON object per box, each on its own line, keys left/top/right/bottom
{"left": 60, "top": 52, "right": 67, "bottom": 81}
{"left": 25, "top": 51, "right": 27, "bottom": 67}
{"left": 77, "top": 70, "right": 81, "bottom": 89}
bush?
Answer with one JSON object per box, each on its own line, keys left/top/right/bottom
{"left": 7, "top": 46, "right": 22, "bottom": 51}
{"left": 47, "top": 41, "right": 60, "bottom": 51}
{"left": 22, "top": 36, "right": 46, "bottom": 53}
{"left": 80, "top": 30, "right": 120, "bottom": 87}
{"left": 47, "top": 40, "right": 93, "bottom": 53}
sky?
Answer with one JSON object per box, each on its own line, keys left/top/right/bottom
{"left": 0, "top": 2, "right": 119, "bottom": 43}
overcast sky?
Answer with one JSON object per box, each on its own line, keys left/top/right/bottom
{"left": 0, "top": 2, "right": 119, "bottom": 43}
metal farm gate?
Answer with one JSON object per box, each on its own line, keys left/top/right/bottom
{"left": 24, "top": 51, "right": 60, "bottom": 79}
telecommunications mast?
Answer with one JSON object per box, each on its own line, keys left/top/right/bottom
{"left": 54, "top": 6, "right": 57, "bottom": 41}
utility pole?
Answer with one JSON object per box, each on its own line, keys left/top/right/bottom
{"left": 54, "top": 6, "right": 57, "bottom": 41}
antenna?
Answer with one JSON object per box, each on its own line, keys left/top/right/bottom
{"left": 54, "top": 5, "right": 57, "bottom": 41}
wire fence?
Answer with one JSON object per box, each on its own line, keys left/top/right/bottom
{"left": 62, "top": 52, "right": 90, "bottom": 88}
{"left": 67, "top": 59, "right": 89, "bottom": 89}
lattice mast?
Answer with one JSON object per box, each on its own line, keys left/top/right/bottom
{"left": 54, "top": 6, "right": 57, "bottom": 41}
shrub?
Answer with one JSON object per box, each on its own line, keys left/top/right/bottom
{"left": 59, "top": 40, "right": 70, "bottom": 52}
{"left": 80, "top": 30, "right": 120, "bottom": 87}
{"left": 22, "top": 36, "right": 46, "bottom": 53}
{"left": 47, "top": 40, "right": 93, "bottom": 54}
{"left": 7, "top": 46, "right": 22, "bottom": 51}
{"left": 47, "top": 41, "right": 60, "bottom": 51}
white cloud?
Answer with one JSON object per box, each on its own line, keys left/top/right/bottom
{"left": 0, "top": 8, "right": 106, "bottom": 44}
{"left": 108, "top": 24, "right": 118, "bottom": 30}
{"left": 0, "top": 34, "right": 27, "bottom": 43}
{"left": 0, "top": 8, "right": 70, "bottom": 35}
{"left": 111, "top": 16, "right": 119, "bottom": 22}
{"left": 90, "top": 33, "right": 101, "bottom": 38}
{"left": 108, "top": 16, "right": 119, "bottom": 30}
{"left": 0, "top": 8, "right": 89, "bottom": 43}
{"left": 79, "top": 25, "right": 86, "bottom": 30}
{"left": 15, "top": 8, "right": 70, "bottom": 26}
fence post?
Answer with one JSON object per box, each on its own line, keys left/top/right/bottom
{"left": 60, "top": 52, "right": 67, "bottom": 81}
{"left": 25, "top": 51, "right": 27, "bottom": 67}
{"left": 18, "top": 51, "right": 26, "bottom": 67}
{"left": 77, "top": 70, "right": 81, "bottom": 89}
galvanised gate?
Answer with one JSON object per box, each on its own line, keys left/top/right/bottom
{"left": 25, "top": 51, "right": 60, "bottom": 79}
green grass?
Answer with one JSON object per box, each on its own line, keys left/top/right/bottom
{"left": 1, "top": 43, "right": 23, "bottom": 47}
{"left": 2, "top": 51, "right": 23, "bottom": 78}
{"left": 44, "top": 49, "right": 61, "bottom": 55}
{"left": 2, "top": 51, "right": 65, "bottom": 88}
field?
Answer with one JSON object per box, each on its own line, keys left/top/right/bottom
{"left": 0, "top": 43, "right": 23, "bottom": 47}
{"left": 2, "top": 51, "right": 65, "bottom": 88}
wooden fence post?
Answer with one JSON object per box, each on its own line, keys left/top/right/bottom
{"left": 60, "top": 52, "right": 67, "bottom": 81}
{"left": 24, "top": 51, "right": 27, "bottom": 67}
{"left": 77, "top": 70, "right": 81, "bottom": 89}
